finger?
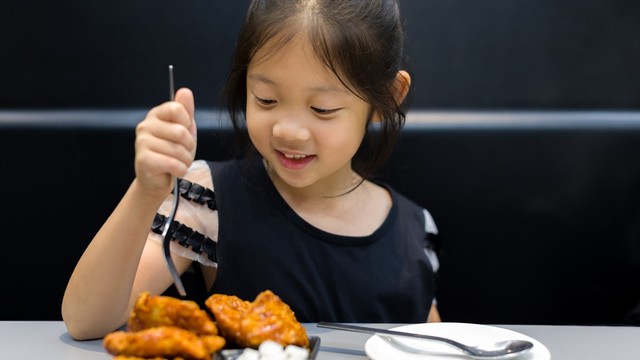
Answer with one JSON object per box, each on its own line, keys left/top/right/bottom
{"left": 137, "top": 150, "right": 189, "bottom": 178}
{"left": 174, "top": 87, "right": 198, "bottom": 141}
{"left": 136, "top": 118, "right": 196, "bottom": 155}
{"left": 135, "top": 148, "right": 191, "bottom": 189}
{"left": 136, "top": 132, "right": 195, "bottom": 172}
{"left": 151, "top": 100, "right": 191, "bottom": 129}
{"left": 174, "top": 87, "right": 194, "bottom": 119}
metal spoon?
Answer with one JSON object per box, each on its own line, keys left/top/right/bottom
{"left": 317, "top": 322, "right": 534, "bottom": 359}
{"left": 161, "top": 64, "right": 186, "bottom": 296}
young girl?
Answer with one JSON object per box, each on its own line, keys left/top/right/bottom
{"left": 62, "top": 0, "right": 441, "bottom": 340}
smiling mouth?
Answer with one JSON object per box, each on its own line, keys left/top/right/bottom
{"left": 283, "top": 153, "right": 309, "bottom": 160}
{"left": 276, "top": 151, "right": 316, "bottom": 170}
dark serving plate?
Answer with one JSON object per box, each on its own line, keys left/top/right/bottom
{"left": 214, "top": 336, "right": 321, "bottom": 360}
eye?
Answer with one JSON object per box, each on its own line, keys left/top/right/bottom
{"left": 310, "top": 106, "right": 340, "bottom": 115}
{"left": 254, "top": 95, "right": 277, "bottom": 106}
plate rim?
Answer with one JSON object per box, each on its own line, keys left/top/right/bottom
{"left": 364, "top": 322, "right": 551, "bottom": 360}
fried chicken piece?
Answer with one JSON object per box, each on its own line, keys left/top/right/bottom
{"left": 205, "top": 290, "right": 309, "bottom": 349}
{"left": 240, "top": 290, "right": 309, "bottom": 348}
{"left": 113, "top": 357, "right": 176, "bottom": 360}
{"left": 104, "top": 326, "right": 225, "bottom": 360}
{"left": 128, "top": 291, "right": 218, "bottom": 336}
{"left": 201, "top": 334, "right": 227, "bottom": 354}
{"left": 204, "top": 293, "right": 251, "bottom": 346}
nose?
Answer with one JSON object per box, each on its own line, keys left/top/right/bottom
{"left": 272, "top": 119, "right": 311, "bottom": 142}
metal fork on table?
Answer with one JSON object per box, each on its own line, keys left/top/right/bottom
{"left": 161, "top": 64, "right": 187, "bottom": 296}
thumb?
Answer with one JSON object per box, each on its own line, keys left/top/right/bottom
{"left": 174, "top": 87, "right": 194, "bottom": 117}
{"left": 174, "top": 87, "right": 197, "bottom": 140}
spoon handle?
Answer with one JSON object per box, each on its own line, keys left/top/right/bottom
{"left": 317, "top": 322, "right": 465, "bottom": 347}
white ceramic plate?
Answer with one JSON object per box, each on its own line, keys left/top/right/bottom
{"left": 365, "top": 323, "right": 551, "bottom": 359}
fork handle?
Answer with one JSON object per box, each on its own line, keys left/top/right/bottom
{"left": 161, "top": 175, "right": 187, "bottom": 296}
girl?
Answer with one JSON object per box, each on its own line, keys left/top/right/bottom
{"left": 62, "top": 0, "right": 441, "bottom": 340}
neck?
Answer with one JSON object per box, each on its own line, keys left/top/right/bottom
{"left": 264, "top": 159, "right": 365, "bottom": 211}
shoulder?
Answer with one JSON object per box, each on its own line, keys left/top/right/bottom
{"left": 184, "top": 158, "right": 248, "bottom": 189}
{"left": 183, "top": 160, "right": 214, "bottom": 189}
{"left": 382, "top": 183, "right": 439, "bottom": 235}
{"left": 384, "top": 185, "right": 441, "bottom": 271}
{"left": 384, "top": 184, "right": 423, "bottom": 217}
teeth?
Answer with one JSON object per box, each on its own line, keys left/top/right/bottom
{"left": 284, "top": 153, "right": 307, "bottom": 160}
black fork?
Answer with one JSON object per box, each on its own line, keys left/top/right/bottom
{"left": 161, "top": 64, "right": 187, "bottom": 296}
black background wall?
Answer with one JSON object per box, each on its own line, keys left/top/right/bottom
{"left": 1, "top": 0, "right": 640, "bottom": 324}
{"left": 2, "top": 0, "right": 639, "bottom": 110}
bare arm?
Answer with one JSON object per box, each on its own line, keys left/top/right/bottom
{"left": 427, "top": 303, "right": 442, "bottom": 323}
{"left": 61, "top": 180, "right": 188, "bottom": 339}
{"left": 61, "top": 88, "right": 197, "bottom": 340}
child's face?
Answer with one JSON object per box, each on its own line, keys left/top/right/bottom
{"left": 246, "top": 35, "right": 371, "bottom": 193}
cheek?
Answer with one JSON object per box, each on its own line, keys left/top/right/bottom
{"left": 319, "top": 120, "right": 366, "bottom": 155}
{"left": 246, "top": 101, "right": 270, "bottom": 127}
{"left": 246, "top": 106, "right": 269, "bottom": 145}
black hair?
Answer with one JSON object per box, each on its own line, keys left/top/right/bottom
{"left": 224, "top": 0, "right": 410, "bottom": 180}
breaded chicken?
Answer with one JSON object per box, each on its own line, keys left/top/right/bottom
{"left": 113, "top": 357, "right": 178, "bottom": 360}
{"left": 205, "top": 290, "right": 309, "bottom": 349}
{"left": 128, "top": 291, "right": 218, "bottom": 336}
{"left": 103, "top": 325, "right": 224, "bottom": 360}
{"left": 204, "top": 293, "right": 250, "bottom": 346}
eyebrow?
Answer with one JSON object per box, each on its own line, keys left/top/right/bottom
{"left": 247, "top": 73, "right": 348, "bottom": 94}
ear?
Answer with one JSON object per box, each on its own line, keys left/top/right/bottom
{"left": 372, "top": 70, "right": 412, "bottom": 122}
{"left": 393, "top": 70, "right": 412, "bottom": 105}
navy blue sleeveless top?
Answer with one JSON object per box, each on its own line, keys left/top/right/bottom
{"left": 207, "top": 157, "right": 435, "bottom": 323}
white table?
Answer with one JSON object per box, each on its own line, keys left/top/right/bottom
{"left": 2, "top": 321, "right": 639, "bottom": 359}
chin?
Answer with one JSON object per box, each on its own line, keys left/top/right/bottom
{"left": 275, "top": 173, "right": 315, "bottom": 189}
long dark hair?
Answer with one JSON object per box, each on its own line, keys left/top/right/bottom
{"left": 224, "top": 0, "right": 410, "bottom": 180}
